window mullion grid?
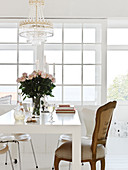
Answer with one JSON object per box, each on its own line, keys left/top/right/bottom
{"left": 81, "top": 23, "right": 83, "bottom": 105}
{"left": 101, "top": 20, "right": 107, "bottom": 104}
{"left": 17, "top": 25, "right": 19, "bottom": 101}
{"left": 62, "top": 23, "right": 64, "bottom": 103}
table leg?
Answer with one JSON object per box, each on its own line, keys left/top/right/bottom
{"left": 72, "top": 126, "right": 81, "bottom": 170}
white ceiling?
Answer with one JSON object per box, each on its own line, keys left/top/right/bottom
{"left": 0, "top": 0, "right": 128, "bottom": 18}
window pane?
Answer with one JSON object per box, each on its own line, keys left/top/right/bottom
{"left": 49, "top": 65, "right": 53, "bottom": 75}
{"left": 46, "top": 28, "right": 62, "bottom": 43}
{"left": 64, "top": 51, "right": 81, "bottom": 64}
{"left": 64, "top": 28, "right": 82, "bottom": 43}
{"left": 83, "top": 51, "right": 96, "bottom": 64}
{"left": 83, "top": 28, "right": 95, "bottom": 43}
{"left": 107, "top": 51, "right": 128, "bottom": 101}
{"left": 83, "top": 65, "right": 101, "bottom": 84}
{"left": 0, "top": 50, "right": 17, "bottom": 63}
{"left": 45, "top": 51, "right": 62, "bottom": 64}
{"left": 108, "top": 28, "right": 128, "bottom": 45}
{"left": 0, "top": 86, "right": 17, "bottom": 103}
{"left": 19, "top": 50, "right": 34, "bottom": 63}
{"left": 0, "top": 28, "right": 17, "bottom": 42}
{"left": 64, "top": 65, "right": 81, "bottom": 84}
{"left": 19, "top": 36, "right": 27, "bottom": 43}
{"left": 83, "top": 86, "right": 101, "bottom": 104}
{"left": 64, "top": 86, "right": 81, "bottom": 102}
{"left": 0, "top": 65, "right": 17, "bottom": 84}
{"left": 48, "top": 86, "right": 62, "bottom": 102}
{"left": 19, "top": 65, "right": 34, "bottom": 77}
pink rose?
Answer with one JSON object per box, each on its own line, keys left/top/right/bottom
{"left": 22, "top": 72, "right": 27, "bottom": 77}
{"left": 45, "top": 73, "right": 49, "bottom": 78}
{"left": 52, "top": 77, "right": 56, "bottom": 83}
{"left": 20, "top": 76, "right": 26, "bottom": 82}
{"left": 37, "top": 70, "right": 42, "bottom": 76}
{"left": 28, "top": 74, "right": 33, "bottom": 80}
{"left": 17, "top": 78, "right": 21, "bottom": 83}
{"left": 32, "top": 70, "right": 37, "bottom": 75}
{"left": 48, "top": 74, "right": 53, "bottom": 80}
{"left": 33, "top": 73, "right": 37, "bottom": 78}
{"left": 41, "top": 73, "right": 46, "bottom": 78}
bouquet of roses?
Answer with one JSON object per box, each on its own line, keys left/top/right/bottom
{"left": 17, "top": 70, "right": 56, "bottom": 100}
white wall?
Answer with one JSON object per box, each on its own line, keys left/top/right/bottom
{"left": 1, "top": 0, "right": 128, "bottom": 18}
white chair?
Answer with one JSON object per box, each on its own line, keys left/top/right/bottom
{"left": 0, "top": 134, "right": 38, "bottom": 169}
{"left": 0, "top": 95, "right": 38, "bottom": 169}
{"left": 0, "top": 142, "right": 14, "bottom": 170}
{"left": 0, "top": 95, "right": 12, "bottom": 104}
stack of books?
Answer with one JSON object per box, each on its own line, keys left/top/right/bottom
{"left": 56, "top": 104, "right": 76, "bottom": 114}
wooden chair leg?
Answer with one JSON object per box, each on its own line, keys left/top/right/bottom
{"left": 90, "top": 161, "right": 96, "bottom": 170}
{"left": 54, "top": 155, "right": 60, "bottom": 170}
{"left": 101, "top": 158, "right": 105, "bottom": 170}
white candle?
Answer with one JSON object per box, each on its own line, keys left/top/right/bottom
{"left": 53, "top": 63, "right": 55, "bottom": 77}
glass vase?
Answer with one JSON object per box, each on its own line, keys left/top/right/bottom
{"left": 32, "top": 97, "right": 41, "bottom": 115}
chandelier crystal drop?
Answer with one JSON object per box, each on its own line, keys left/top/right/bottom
{"left": 19, "top": 0, "right": 54, "bottom": 44}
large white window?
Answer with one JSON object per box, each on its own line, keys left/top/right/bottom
{"left": 107, "top": 20, "right": 128, "bottom": 104}
{"left": 45, "top": 20, "right": 107, "bottom": 105}
{"left": 0, "top": 23, "right": 36, "bottom": 103}
{"left": 0, "top": 19, "right": 107, "bottom": 105}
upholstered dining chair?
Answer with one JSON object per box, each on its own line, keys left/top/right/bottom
{"left": 0, "top": 142, "right": 14, "bottom": 170}
{"left": 52, "top": 107, "right": 97, "bottom": 170}
{"left": 54, "top": 101, "right": 117, "bottom": 170}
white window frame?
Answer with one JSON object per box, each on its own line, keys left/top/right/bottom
{"left": 44, "top": 19, "right": 107, "bottom": 105}
{"left": 0, "top": 22, "right": 36, "bottom": 103}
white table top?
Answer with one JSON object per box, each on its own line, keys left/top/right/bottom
{"left": 0, "top": 110, "right": 81, "bottom": 125}
{"left": 0, "top": 109, "right": 82, "bottom": 170}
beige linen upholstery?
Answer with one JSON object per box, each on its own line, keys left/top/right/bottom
{"left": 56, "top": 141, "right": 105, "bottom": 161}
{"left": 54, "top": 101, "right": 117, "bottom": 170}
{"left": 81, "top": 107, "right": 97, "bottom": 137}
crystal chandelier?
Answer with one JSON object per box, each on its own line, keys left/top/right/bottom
{"left": 19, "top": 0, "right": 53, "bottom": 44}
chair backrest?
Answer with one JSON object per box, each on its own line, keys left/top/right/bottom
{"left": 91, "top": 101, "right": 117, "bottom": 158}
{"left": 0, "top": 95, "right": 12, "bottom": 104}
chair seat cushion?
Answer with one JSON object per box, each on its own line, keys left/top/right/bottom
{"left": 0, "top": 143, "right": 8, "bottom": 154}
{"left": 55, "top": 141, "right": 105, "bottom": 161}
{"left": 12, "top": 133, "right": 31, "bottom": 141}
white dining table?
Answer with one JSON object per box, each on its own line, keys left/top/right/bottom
{"left": 0, "top": 110, "right": 81, "bottom": 170}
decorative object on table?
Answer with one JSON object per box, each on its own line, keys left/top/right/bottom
{"left": 56, "top": 104, "right": 76, "bottom": 114}
{"left": 48, "top": 104, "right": 56, "bottom": 123}
{"left": 26, "top": 117, "right": 37, "bottom": 123}
{"left": 14, "top": 93, "right": 25, "bottom": 121}
{"left": 17, "top": 70, "right": 56, "bottom": 115}
{"left": 41, "top": 95, "right": 49, "bottom": 113}
{"left": 19, "top": 0, "right": 54, "bottom": 44}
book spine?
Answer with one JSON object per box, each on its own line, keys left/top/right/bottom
{"left": 57, "top": 107, "right": 74, "bottom": 110}
{"left": 56, "top": 109, "right": 75, "bottom": 111}
{"left": 56, "top": 110, "right": 76, "bottom": 113}
{"left": 56, "top": 112, "right": 75, "bottom": 114}
{"left": 59, "top": 105, "right": 70, "bottom": 107}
